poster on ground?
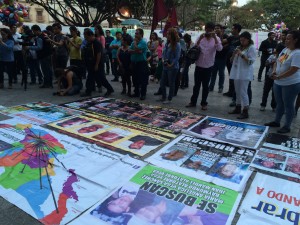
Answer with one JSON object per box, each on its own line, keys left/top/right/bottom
{"left": 146, "top": 134, "right": 255, "bottom": 191}
{"left": 263, "top": 133, "right": 300, "bottom": 154}
{"left": 251, "top": 147, "right": 300, "bottom": 180}
{"left": 0, "top": 118, "right": 146, "bottom": 224}
{"left": 238, "top": 173, "right": 300, "bottom": 225}
{"left": 184, "top": 116, "right": 268, "bottom": 149}
{"left": 70, "top": 165, "right": 241, "bottom": 225}
{"left": 61, "top": 97, "right": 204, "bottom": 134}
{"left": 47, "top": 115, "right": 174, "bottom": 156}
{"left": 0, "top": 102, "right": 55, "bottom": 116}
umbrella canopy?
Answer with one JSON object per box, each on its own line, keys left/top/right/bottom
{"left": 121, "top": 19, "right": 143, "bottom": 27}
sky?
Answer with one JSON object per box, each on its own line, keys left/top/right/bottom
{"left": 238, "top": 0, "right": 248, "bottom": 6}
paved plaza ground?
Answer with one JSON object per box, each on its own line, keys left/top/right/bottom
{"left": 0, "top": 58, "right": 299, "bottom": 225}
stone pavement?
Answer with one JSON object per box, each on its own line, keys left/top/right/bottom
{"left": 0, "top": 58, "right": 299, "bottom": 225}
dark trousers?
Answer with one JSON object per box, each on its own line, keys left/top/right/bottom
{"left": 55, "top": 55, "right": 68, "bottom": 69}
{"left": 209, "top": 57, "right": 226, "bottom": 90}
{"left": 132, "top": 61, "right": 149, "bottom": 97}
{"left": 261, "top": 74, "right": 276, "bottom": 108}
{"left": 233, "top": 82, "right": 252, "bottom": 104}
{"left": 70, "top": 59, "right": 85, "bottom": 79}
{"left": 105, "top": 52, "right": 113, "bottom": 74}
{"left": 120, "top": 66, "right": 131, "bottom": 93}
{"left": 112, "top": 59, "right": 119, "bottom": 80}
{"left": 40, "top": 56, "right": 54, "bottom": 87}
{"left": 85, "top": 66, "right": 113, "bottom": 95}
{"left": 28, "top": 59, "right": 43, "bottom": 84}
{"left": 190, "top": 66, "right": 213, "bottom": 106}
{"left": 226, "top": 59, "right": 235, "bottom": 95}
{"left": 258, "top": 55, "right": 268, "bottom": 80}
{"left": 181, "top": 58, "right": 191, "bottom": 87}
{"left": 13, "top": 51, "right": 26, "bottom": 81}
{"left": 0, "top": 61, "right": 14, "bottom": 85}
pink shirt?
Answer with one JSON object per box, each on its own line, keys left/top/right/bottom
{"left": 195, "top": 36, "right": 222, "bottom": 68}
{"left": 97, "top": 36, "right": 106, "bottom": 48}
{"left": 157, "top": 44, "right": 163, "bottom": 59}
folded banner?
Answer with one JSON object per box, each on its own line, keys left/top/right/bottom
{"left": 146, "top": 134, "right": 255, "bottom": 191}
{"left": 47, "top": 115, "right": 174, "bottom": 156}
{"left": 251, "top": 147, "right": 300, "bottom": 182}
{"left": 70, "top": 165, "right": 241, "bottom": 225}
{"left": 238, "top": 173, "right": 300, "bottom": 225}
{"left": 0, "top": 119, "right": 145, "bottom": 224}
{"left": 263, "top": 133, "right": 300, "bottom": 154}
{"left": 184, "top": 116, "right": 268, "bottom": 149}
{"left": 61, "top": 97, "right": 204, "bottom": 134}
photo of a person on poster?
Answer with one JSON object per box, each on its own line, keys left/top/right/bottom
{"left": 57, "top": 117, "right": 90, "bottom": 128}
{"left": 284, "top": 158, "right": 300, "bottom": 175}
{"left": 93, "top": 131, "right": 123, "bottom": 143}
{"left": 252, "top": 158, "right": 283, "bottom": 170}
{"left": 209, "top": 158, "right": 248, "bottom": 184}
{"left": 77, "top": 124, "right": 105, "bottom": 134}
{"left": 218, "top": 130, "right": 260, "bottom": 146}
{"left": 161, "top": 150, "right": 187, "bottom": 161}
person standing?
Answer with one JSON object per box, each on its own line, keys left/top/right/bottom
{"left": 257, "top": 32, "right": 277, "bottom": 82}
{"left": 10, "top": 25, "right": 25, "bottom": 84}
{"left": 129, "top": 28, "right": 149, "bottom": 100}
{"left": 157, "top": 28, "right": 181, "bottom": 104}
{"left": 105, "top": 30, "right": 114, "bottom": 75}
{"left": 223, "top": 24, "right": 242, "bottom": 97}
{"left": 209, "top": 24, "right": 228, "bottom": 93}
{"left": 265, "top": 31, "right": 300, "bottom": 133}
{"left": 148, "top": 32, "right": 159, "bottom": 78}
{"left": 180, "top": 33, "right": 194, "bottom": 89}
{"left": 186, "top": 22, "right": 223, "bottom": 110}
{"left": 81, "top": 29, "right": 114, "bottom": 97}
{"left": 122, "top": 26, "right": 133, "bottom": 44}
{"left": 228, "top": 31, "right": 256, "bottom": 119}
{"left": 0, "top": 28, "right": 14, "bottom": 89}
{"left": 109, "top": 31, "right": 122, "bottom": 82}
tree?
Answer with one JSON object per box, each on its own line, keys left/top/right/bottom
{"left": 28, "top": 0, "right": 120, "bottom": 27}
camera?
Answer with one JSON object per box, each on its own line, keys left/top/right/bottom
{"left": 18, "top": 30, "right": 34, "bottom": 46}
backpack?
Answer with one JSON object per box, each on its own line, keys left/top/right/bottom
{"left": 186, "top": 46, "right": 201, "bottom": 63}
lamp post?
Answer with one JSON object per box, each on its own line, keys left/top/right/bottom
{"left": 230, "top": 0, "right": 238, "bottom": 25}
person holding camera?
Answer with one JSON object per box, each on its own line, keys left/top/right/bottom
{"left": 0, "top": 28, "right": 14, "bottom": 89}
{"left": 157, "top": 28, "right": 181, "bottom": 104}
{"left": 186, "top": 22, "right": 223, "bottom": 110}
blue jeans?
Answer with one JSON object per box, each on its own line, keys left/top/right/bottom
{"left": 209, "top": 58, "right": 226, "bottom": 90}
{"left": 160, "top": 69, "right": 177, "bottom": 101}
{"left": 274, "top": 82, "right": 300, "bottom": 128}
{"left": 40, "top": 56, "right": 53, "bottom": 87}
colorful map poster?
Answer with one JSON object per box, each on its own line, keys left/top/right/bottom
{"left": 47, "top": 115, "right": 175, "bottom": 156}
{"left": 184, "top": 116, "right": 268, "bottom": 149}
{"left": 0, "top": 101, "right": 55, "bottom": 116}
{"left": 146, "top": 134, "right": 255, "bottom": 191}
{"left": 70, "top": 165, "right": 241, "bottom": 225}
{"left": 0, "top": 119, "right": 146, "bottom": 224}
{"left": 250, "top": 148, "right": 300, "bottom": 181}
{"left": 61, "top": 97, "right": 204, "bottom": 134}
{"left": 263, "top": 133, "right": 300, "bottom": 154}
{"left": 238, "top": 173, "right": 300, "bottom": 225}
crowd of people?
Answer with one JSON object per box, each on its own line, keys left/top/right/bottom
{"left": 0, "top": 21, "right": 300, "bottom": 133}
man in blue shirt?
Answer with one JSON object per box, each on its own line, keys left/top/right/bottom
{"left": 129, "top": 28, "right": 149, "bottom": 100}
{"left": 109, "top": 31, "right": 122, "bottom": 82}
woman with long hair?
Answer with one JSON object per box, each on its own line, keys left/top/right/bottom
{"left": 68, "top": 26, "right": 83, "bottom": 79}
{"left": 228, "top": 31, "right": 256, "bottom": 119}
{"left": 94, "top": 24, "right": 106, "bottom": 48}
{"left": 0, "top": 28, "right": 14, "bottom": 89}
{"left": 148, "top": 32, "right": 159, "bottom": 77}
{"left": 265, "top": 30, "right": 300, "bottom": 133}
{"left": 157, "top": 28, "right": 181, "bottom": 104}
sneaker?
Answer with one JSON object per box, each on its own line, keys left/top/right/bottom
{"left": 264, "top": 121, "right": 280, "bottom": 127}
{"left": 223, "top": 92, "right": 233, "bottom": 97}
{"left": 260, "top": 106, "right": 266, "bottom": 111}
{"left": 201, "top": 105, "right": 208, "bottom": 110}
{"left": 185, "top": 103, "right": 196, "bottom": 108}
{"left": 277, "top": 127, "right": 290, "bottom": 134}
{"left": 162, "top": 100, "right": 171, "bottom": 104}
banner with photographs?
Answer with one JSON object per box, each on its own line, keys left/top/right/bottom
{"left": 238, "top": 173, "right": 300, "bottom": 225}
{"left": 0, "top": 102, "right": 81, "bottom": 125}
{"left": 61, "top": 97, "right": 204, "bottom": 134}
{"left": 70, "top": 165, "right": 241, "bottom": 225}
{"left": 0, "top": 118, "right": 146, "bottom": 224}
{"left": 146, "top": 134, "right": 255, "bottom": 191}
{"left": 263, "top": 133, "right": 300, "bottom": 154}
{"left": 184, "top": 116, "right": 268, "bottom": 149}
{"left": 47, "top": 115, "right": 174, "bottom": 156}
{"left": 251, "top": 147, "right": 300, "bottom": 181}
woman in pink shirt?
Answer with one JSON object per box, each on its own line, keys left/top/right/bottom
{"left": 186, "top": 22, "right": 223, "bottom": 110}
{"left": 94, "top": 24, "right": 106, "bottom": 48}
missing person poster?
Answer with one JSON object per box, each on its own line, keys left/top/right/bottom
{"left": 184, "top": 116, "right": 268, "bottom": 149}
{"left": 70, "top": 165, "right": 241, "bottom": 225}
{"left": 61, "top": 97, "right": 204, "bottom": 134}
{"left": 263, "top": 133, "right": 300, "bottom": 154}
{"left": 0, "top": 101, "right": 55, "bottom": 116}
{"left": 146, "top": 134, "right": 255, "bottom": 191}
{"left": 238, "top": 173, "right": 300, "bottom": 225}
{"left": 47, "top": 115, "right": 173, "bottom": 156}
{"left": 251, "top": 148, "right": 300, "bottom": 181}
